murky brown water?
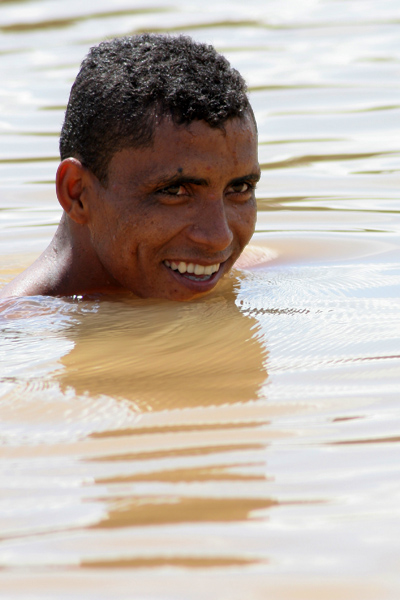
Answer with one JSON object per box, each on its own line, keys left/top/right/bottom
{"left": 1, "top": 0, "right": 400, "bottom": 598}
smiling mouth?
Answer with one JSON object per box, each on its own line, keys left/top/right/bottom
{"left": 164, "top": 260, "right": 220, "bottom": 281}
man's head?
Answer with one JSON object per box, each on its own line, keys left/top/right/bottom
{"left": 59, "top": 33, "right": 255, "bottom": 185}
{"left": 56, "top": 34, "right": 259, "bottom": 301}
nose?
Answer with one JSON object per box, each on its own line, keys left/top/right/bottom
{"left": 188, "top": 197, "right": 234, "bottom": 252}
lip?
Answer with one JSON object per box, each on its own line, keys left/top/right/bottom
{"left": 163, "top": 259, "right": 228, "bottom": 294}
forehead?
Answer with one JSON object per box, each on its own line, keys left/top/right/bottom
{"left": 106, "top": 116, "right": 259, "bottom": 184}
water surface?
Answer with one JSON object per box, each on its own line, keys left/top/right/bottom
{"left": 1, "top": 0, "right": 400, "bottom": 598}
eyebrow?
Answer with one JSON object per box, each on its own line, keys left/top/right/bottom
{"left": 158, "top": 175, "right": 209, "bottom": 187}
{"left": 154, "top": 171, "right": 261, "bottom": 188}
{"left": 229, "top": 173, "right": 261, "bottom": 185}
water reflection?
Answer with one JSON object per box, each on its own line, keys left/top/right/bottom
{"left": 57, "top": 284, "right": 268, "bottom": 411}
{"left": 94, "top": 496, "right": 277, "bottom": 529}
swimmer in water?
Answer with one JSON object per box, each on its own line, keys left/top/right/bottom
{"left": 0, "top": 34, "right": 260, "bottom": 301}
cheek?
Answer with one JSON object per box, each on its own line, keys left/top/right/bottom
{"left": 90, "top": 211, "right": 136, "bottom": 264}
{"left": 235, "top": 202, "right": 257, "bottom": 243}
{"left": 247, "top": 201, "right": 257, "bottom": 227}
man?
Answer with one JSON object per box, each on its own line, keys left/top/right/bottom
{"left": 0, "top": 34, "right": 260, "bottom": 300}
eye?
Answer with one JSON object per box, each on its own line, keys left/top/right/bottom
{"left": 229, "top": 182, "right": 250, "bottom": 193}
{"left": 159, "top": 183, "right": 187, "bottom": 196}
{"left": 226, "top": 181, "right": 256, "bottom": 195}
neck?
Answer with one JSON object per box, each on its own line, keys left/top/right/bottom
{"left": 43, "top": 213, "right": 123, "bottom": 296}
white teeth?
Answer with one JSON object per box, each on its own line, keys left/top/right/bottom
{"left": 177, "top": 262, "right": 187, "bottom": 274}
{"left": 164, "top": 260, "right": 220, "bottom": 276}
{"left": 194, "top": 264, "right": 205, "bottom": 275}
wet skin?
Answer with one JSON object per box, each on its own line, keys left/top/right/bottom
{"left": 84, "top": 115, "right": 260, "bottom": 301}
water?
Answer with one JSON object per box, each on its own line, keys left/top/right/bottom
{"left": 1, "top": 0, "right": 400, "bottom": 598}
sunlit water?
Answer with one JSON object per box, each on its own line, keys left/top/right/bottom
{"left": 1, "top": 0, "right": 400, "bottom": 598}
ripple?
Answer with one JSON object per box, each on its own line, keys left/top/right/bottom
{"left": 260, "top": 151, "right": 397, "bottom": 171}
{"left": 0, "top": 7, "right": 174, "bottom": 33}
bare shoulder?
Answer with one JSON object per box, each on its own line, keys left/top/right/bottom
{"left": 0, "top": 259, "right": 55, "bottom": 299}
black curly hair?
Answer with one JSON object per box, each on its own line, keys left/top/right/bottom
{"left": 59, "top": 34, "right": 255, "bottom": 184}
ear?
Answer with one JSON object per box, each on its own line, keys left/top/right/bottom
{"left": 56, "top": 158, "right": 92, "bottom": 225}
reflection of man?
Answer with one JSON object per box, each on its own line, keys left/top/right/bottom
{"left": 1, "top": 34, "right": 260, "bottom": 300}
{"left": 58, "top": 288, "right": 268, "bottom": 410}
